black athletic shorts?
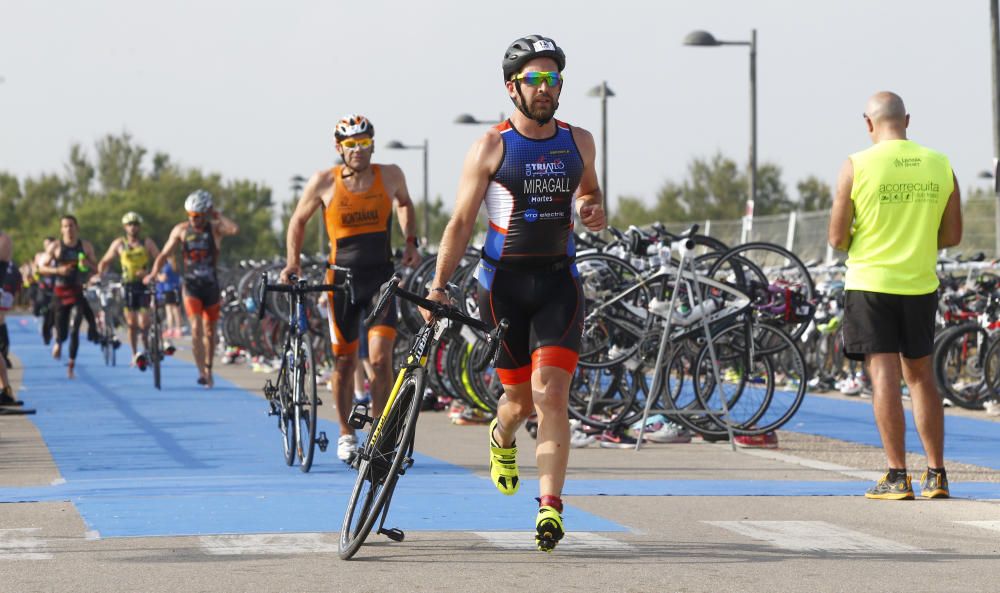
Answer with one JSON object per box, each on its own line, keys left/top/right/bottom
{"left": 123, "top": 281, "right": 149, "bottom": 311}
{"left": 842, "top": 290, "right": 937, "bottom": 361}
{"left": 326, "top": 263, "right": 397, "bottom": 356}
{"left": 475, "top": 258, "right": 584, "bottom": 385}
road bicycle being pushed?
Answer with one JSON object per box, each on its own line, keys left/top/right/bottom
{"left": 258, "top": 265, "right": 354, "bottom": 472}
{"left": 339, "top": 275, "right": 507, "bottom": 560}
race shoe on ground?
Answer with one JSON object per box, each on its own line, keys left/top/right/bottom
{"left": 837, "top": 376, "right": 863, "bottom": 396}
{"left": 733, "top": 431, "right": 778, "bottom": 449}
{"left": 920, "top": 471, "right": 950, "bottom": 499}
{"left": 0, "top": 386, "right": 24, "bottom": 407}
{"left": 336, "top": 434, "right": 358, "bottom": 463}
{"left": 453, "top": 406, "right": 492, "bottom": 425}
{"left": 865, "top": 472, "right": 914, "bottom": 500}
{"left": 627, "top": 415, "right": 692, "bottom": 444}
{"left": 985, "top": 399, "right": 1000, "bottom": 416}
{"left": 535, "top": 506, "right": 565, "bottom": 552}
{"left": 598, "top": 429, "right": 639, "bottom": 449}
{"left": 488, "top": 418, "right": 519, "bottom": 495}
{"left": 134, "top": 352, "right": 148, "bottom": 372}
{"left": 570, "top": 428, "right": 596, "bottom": 448}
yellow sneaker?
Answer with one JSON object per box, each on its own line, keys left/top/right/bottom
{"left": 535, "top": 506, "right": 565, "bottom": 552}
{"left": 488, "top": 418, "right": 519, "bottom": 495}
{"left": 865, "top": 472, "right": 914, "bottom": 500}
{"left": 920, "top": 471, "right": 950, "bottom": 499}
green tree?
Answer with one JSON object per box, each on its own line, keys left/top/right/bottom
{"left": 797, "top": 176, "right": 833, "bottom": 211}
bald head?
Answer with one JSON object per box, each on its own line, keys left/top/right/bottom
{"left": 865, "top": 91, "right": 907, "bottom": 124}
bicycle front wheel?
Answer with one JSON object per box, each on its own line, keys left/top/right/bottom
{"left": 339, "top": 368, "right": 423, "bottom": 560}
{"left": 295, "top": 337, "right": 318, "bottom": 472}
{"left": 151, "top": 313, "right": 162, "bottom": 390}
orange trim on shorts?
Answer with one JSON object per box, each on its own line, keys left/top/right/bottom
{"left": 496, "top": 365, "right": 532, "bottom": 386}
{"left": 368, "top": 325, "right": 397, "bottom": 342}
{"left": 184, "top": 297, "right": 221, "bottom": 323}
{"left": 331, "top": 340, "right": 359, "bottom": 356}
{"left": 531, "top": 345, "right": 579, "bottom": 375}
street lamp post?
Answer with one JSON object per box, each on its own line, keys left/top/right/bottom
{"left": 386, "top": 140, "right": 430, "bottom": 244}
{"left": 587, "top": 81, "right": 615, "bottom": 222}
{"left": 684, "top": 29, "right": 757, "bottom": 243}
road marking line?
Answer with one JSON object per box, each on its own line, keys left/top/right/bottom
{"left": 704, "top": 521, "right": 925, "bottom": 553}
{"left": 956, "top": 521, "right": 1000, "bottom": 532}
{"left": 0, "top": 528, "right": 53, "bottom": 560}
{"left": 473, "top": 531, "right": 632, "bottom": 551}
{"left": 199, "top": 533, "right": 338, "bottom": 556}
{"left": 731, "top": 446, "right": 883, "bottom": 481}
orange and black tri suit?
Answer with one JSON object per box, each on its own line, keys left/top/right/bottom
{"left": 324, "top": 164, "right": 397, "bottom": 356}
{"left": 476, "top": 119, "right": 585, "bottom": 385}
{"left": 181, "top": 223, "right": 221, "bottom": 322}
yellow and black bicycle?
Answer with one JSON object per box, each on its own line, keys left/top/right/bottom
{"left": 338, "top": 275, "right": 507, "bottom": 560}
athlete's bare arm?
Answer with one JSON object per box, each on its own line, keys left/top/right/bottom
{"left": 212, "top": 211, "right": 240, "bottom": 245}
{"left": 422, "top": 131, "right": 503, "bottom": 318}
{"left": 146, "top": 222, "right": 186, "bottom": 284}
{"left": 39, "top": 242, "right": 66, "bottom": 276}
{"left": 570, "top": 126, "right": 606, "bottom": 232}
{"left": 382, "top": 164, "right": 421, "bottom": 268}
{"left": 97, "top": 238, "right": 124, "bottom": 276}
{"left": 145, "top": 237, "right": 162, "bottom": 265}
{"left": 939, "top": 172, "right": 962, "bottom": 249}
{"left": 281, "top": 169, "right": 334, "bottom": 283}
{"left": 828, "top": 158, "right": 855, "bottom": 252}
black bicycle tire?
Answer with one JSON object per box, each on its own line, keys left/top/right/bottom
{"left": 296, "top": 336, "right": 318, "bottom": 472}
{"left": 339, "top": 369, "right": 423, "bottom": 560}
{"left": 932, "top": 322, "right": 991, "bottom": 409}
{"left": 151, "top": 305, "right": 162, "bottom": 390}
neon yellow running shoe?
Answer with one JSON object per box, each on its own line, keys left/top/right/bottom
{"left": 488, "top": 417, "right": 519, "bottom": 495}
{"left": 535, "top": 506, "right": 565, "bottom": 552}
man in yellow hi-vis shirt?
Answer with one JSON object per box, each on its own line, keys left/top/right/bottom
{"left": 829, "top": 91, "right": 962, "bottom": 501}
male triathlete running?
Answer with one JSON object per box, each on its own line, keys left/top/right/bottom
{"left": 422, "top": 35, "right": 605, "bottom": 552}
{"left": 32, "top": 238, "right": 58, "bottom": 345}
{"left": 146, "top": 190, "right": 239, "bottom": 388}
{"left": 97, "top": 212, "right": 160, "bottom": 369}
{"left": 0, "top": 229, "right": 33, "bottom": 414}
{"left": 39, "top": 215, "right": 100, "bottom": 379}
{"left": 281, "top": 114, "right": 421, "bottom": 463}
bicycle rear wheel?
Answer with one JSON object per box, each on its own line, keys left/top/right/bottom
{"left": 274, "top": 359, "right": 296, "bottom": 466}
{"left": 339, "top": 369, "right": 423, "bottom": 560}
{"left": 295, "top": 337, "right": 318, "bottom": 472}
{"left": 151, "top": 311, "right": 162, "bottom": 390}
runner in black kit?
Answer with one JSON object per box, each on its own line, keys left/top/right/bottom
{"left": 39, "top": 215, "right": 100, "bottom": 379}
{"left": 146, "top": 190, "right": 239, "bottom": 388}
{"left": 422, "top": 35, "right": 606, "bottom": 552}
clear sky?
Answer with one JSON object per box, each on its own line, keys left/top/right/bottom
{"left": 0, "top": 0, "right": 995, "bottom": 218}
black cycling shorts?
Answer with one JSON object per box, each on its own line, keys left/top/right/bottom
{"left": 123, "top": 281, "right": 149, "bottom": 311}
{"left": 475, "top": 259, "right": 583, "bottom": 385}
{"left": 326, "top": 263, "right": 397, "bottom": 356}
{"left": 842, "top": 289, "right": 937, "bottom": 361}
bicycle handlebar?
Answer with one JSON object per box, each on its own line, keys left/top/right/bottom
{"left": 366, "top": 274, "right": 510, "bottom": 368}
{"left": 257, "top": 265, "right": 356, "bottom": 320}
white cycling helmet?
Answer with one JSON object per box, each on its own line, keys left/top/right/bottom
{"left": 334, "top": 114, "right": 374, "bottom": 140}
{"left": 184, "top": 189, "right": 214, "bottom": 213}
{"left": 121, "top": 211, "right": 143, "bottom": 225}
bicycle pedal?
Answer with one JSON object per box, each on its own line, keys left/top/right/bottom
{"left": 316, "top": 431, "right": 329, "bottom": 452}
{"left": 402, "top": 457, "right": 414, "bottom": 472}
{"left": 348, "top": 403, "right": 373, "bottom": 429}
{"left": 263, "top": 380, "right": 277, "bottom": 399}
{"left": 379, "top": 527, "right": 405, "bottom": 542}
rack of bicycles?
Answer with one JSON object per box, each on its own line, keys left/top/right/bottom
{"left": 219, "top": 222, "right": 822, "bottom": 446}
{"left": 805, "top": 256, "right": 1000, "bottom": 414}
